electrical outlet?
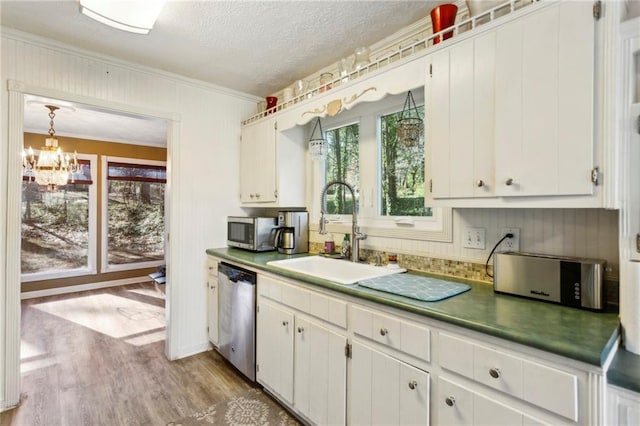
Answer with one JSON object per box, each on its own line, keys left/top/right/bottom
{"left": 501, "top": 227, "right": 520, "bottom": 252}
{"left": 463, "top": 227, "right": 486, "bottom": 249}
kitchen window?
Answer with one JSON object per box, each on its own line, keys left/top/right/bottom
{"left": 324, "top": 122, "right": 359, "bottom": 215}
{"left": 314, "top": 90, "right": 451, "bottom": 242}
{"left": 21, "top": 155, "right": 98, "bottom": 282}
{"left": 101, "top": 156, "right": 166, "bottom": 272}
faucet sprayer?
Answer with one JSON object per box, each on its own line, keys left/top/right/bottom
{"left": 319, "top": 180, "right": 367, "bottom": 262}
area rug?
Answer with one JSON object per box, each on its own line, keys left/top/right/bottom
{"left": 166, "top": 388, "right": 301, "bottom": 426}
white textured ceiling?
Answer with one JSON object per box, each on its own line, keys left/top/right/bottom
{"left": 2, "top": 0, "right": 450, "bottom": 146}
{"left": 1, "top": 0, "right": 445, "bottom": 96}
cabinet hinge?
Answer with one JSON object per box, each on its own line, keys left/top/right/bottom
{"left": 274, "top": 190, "right": 278, "bottom": 199}
{"left": 429, "top": 64, "right": 432, "bottom": 77}
{"left": 256, "top": 363, "right": 260, "bottom": 373}
{"left": 591, "top": 167, "right": 600, "bottom": 186}
{"left": 256, "top": 304, "right": 260, "bottom": 313}
{"left": 636, "top": 234, "right": 640, "bottom": 253}
{"left": 207, "top": 326, "right": 209, "bottom": 332}
{"left": 637, "top": 115, "right": 640, "bottom": 134}
{"left": 429, "top": 179, "right": 433, "bottom": 193}
{"left": 274, "top": 121, "right": 278, "bottom": 131}
{"left": 345, "top": 343, "right": 352, "bottom": 358}
{"left": 593, "top": 1, "right": 601, "bottom": 20}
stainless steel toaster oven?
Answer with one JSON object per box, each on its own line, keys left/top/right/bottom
{"left": 493, "top": 252, "right": 606, "bottom": 310}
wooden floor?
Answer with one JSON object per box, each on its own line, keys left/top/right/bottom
{"left": 0, "top": 283, "right": 254, "bottom": 426}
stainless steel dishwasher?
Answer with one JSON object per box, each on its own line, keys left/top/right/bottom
{"left": 217, "top": 262, "right": 257, "bottom": 382}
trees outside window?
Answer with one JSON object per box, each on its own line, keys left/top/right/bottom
{"left": 21, "top": 157, "right": 96, "bottom": 280}
{"left": 324, "top": 123, "right": 359, "bottom": 215}
{"left": 105, "top": 159, "right": 166, "bottom": 269}
{"left": 380, "top": 106, "right": 431, "bottom": 217}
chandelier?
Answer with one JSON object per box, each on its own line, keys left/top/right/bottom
{"left": 22, "top": 105, "right": 79, "bottom": 190}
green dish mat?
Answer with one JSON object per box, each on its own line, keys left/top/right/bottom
{"left": 358, "top": 274, "right": 470, "bottom": 302}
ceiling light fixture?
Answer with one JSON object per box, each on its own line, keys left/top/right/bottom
{"left": 79, "top": 0, "right": 166, "bottom": 35}
{"left": 22, "top": 105, "right": 79, "bottom": 191}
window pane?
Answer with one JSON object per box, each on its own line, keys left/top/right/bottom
{"left": 325, "top": 123, "right": 359, "bottom": 215}
{"left": 108, "top": 162, "right": 166, "bottom": 183}
{"left": 380, "top": 106, "right": 431, "bottom": 217}
{"left": 21, "top": 182, "right": 90, "bottom": 274}
{"left": 107, "top": 178, "right": 165, "bottom": 265}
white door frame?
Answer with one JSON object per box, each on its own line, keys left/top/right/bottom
{"left": 3, "top": 79, "right": 179, "bottom": 409}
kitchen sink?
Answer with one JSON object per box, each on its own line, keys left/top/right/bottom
{"left": 266, "top": 256, "right": 406, "bottom": 285}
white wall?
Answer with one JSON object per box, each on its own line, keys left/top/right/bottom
{"left": 0, "top": 29, "right": 256, "bottom": 408}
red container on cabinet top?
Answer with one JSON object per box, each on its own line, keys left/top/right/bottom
{"left": 430, "top": 4, "right": 458, "bottom": 44}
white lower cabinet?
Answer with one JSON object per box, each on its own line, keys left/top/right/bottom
{"left": 256, "top": 299, "right": 294, "bottom": 404}
{"left": 608, "top": 385, "right": 640, "bottom": 426}
{"left": 256, "top": 275, "right": 347, "bottom": 424}
{"left": 294, "top": 316, "right": 346, "bottom": 425}
{"left": 350, "top": 340, "right": 430, "bottom": 425}
{"left": 206, "top": 262, "right": 607, "bottom": 426}
{"left": 206, "top": 256, "right": 219, "bottom": 346}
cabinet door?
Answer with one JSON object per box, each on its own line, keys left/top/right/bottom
{"left": 240, "top": 118, "right": 277, "bottom": 203}
{"left": 350, "top": 340, "right": 429, "bottom": 425}
{"left": 494, "top": 1, "right": 595, "bottom": 197}
{"left": 207, "top": 277, "right": 219, "bottom": 345}
{"left": 426, "top": 32, "right": 496, "bottom": 199}
{"left": 256, "top": 299, "right": 294, "bottom": 403}
{"left": 293, "top": 316, "right": 346, "bottom": 425}
{"left": 206, "top": 257, "right": 219, "bottom": 345}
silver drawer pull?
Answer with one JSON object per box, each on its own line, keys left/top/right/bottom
{"left": 297, "top": 326, "right": 304, "bottom": 333}
{"left": 380, "top": 328, "right": 388, "bottom": 336}
{"left": 489, "top": 368, "right": 501, "bottom": 379}
{"left": 445, "top": 396, "right": 455, "bottom": 407}
{"left": 505, "top": 178, "right": 514, "bottom": 186}
{"left": 476, "top": 179, "right": 484, "bottom": 187}
{"left": 408, "top": 380, "right": 418, "bottom": 390}
{"left": 282, "top": 321, "right": 288, "bottom": 326}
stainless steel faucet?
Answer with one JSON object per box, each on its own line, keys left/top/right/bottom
{"left": 319, "top": 180, "right": 367, "bottom": 262}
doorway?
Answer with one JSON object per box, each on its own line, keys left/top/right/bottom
{"left": 5, "top": 85, "right": 177, "bottom": 409}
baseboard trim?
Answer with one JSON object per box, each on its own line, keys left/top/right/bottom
{"left": 20, "top": 276, "right": 150, "bottom": 300}
{"left": 173, "top": 342, "right": 210, "bottom": 360}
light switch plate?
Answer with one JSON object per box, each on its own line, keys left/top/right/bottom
{"left": 463, "top": 227, "right": 486, "bottom": 250}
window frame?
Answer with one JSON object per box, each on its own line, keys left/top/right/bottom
{"left": 310, "top": 91, "right": 452, "bottom": 242}
{"left": 21, "top": 153, "right": 98, "bottom": 282}
{"left": 100, "top": 156, "right": 167, "bottom": 273}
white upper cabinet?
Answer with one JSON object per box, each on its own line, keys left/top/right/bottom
{"left": 427, "top": 31, "right": 496, "bottom": 199}
{"left": 494, "top": 1, "right": 595, "bottom": 198}
{"left": 426, "top": 1, "right": 605, "bottom": 208}
{"left": 239, "top": 118, "right": 306, "bottom": 207}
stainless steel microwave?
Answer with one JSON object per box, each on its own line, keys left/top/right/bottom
{"left": 227, "top": 216, "right": 277, "bottom": 252}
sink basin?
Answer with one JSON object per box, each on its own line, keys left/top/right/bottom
{"left": 267, "top": 256, "right": 406, "bottom": 285}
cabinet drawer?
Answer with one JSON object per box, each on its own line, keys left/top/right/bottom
{"left": 440, "top": 331, "right": 579, "bottom": 422}
{"left": 306, "top": 290, "right": 347, "bottom": 329}
{"left": 438, "top": 377, "right": 549, "bottom": 426}
{"left": 352, "top": 305, "right": 431, "bottom": 362}
{"left": 439, "top": 333, "right": 474, "bottom": 378}
{"left": 372, "top": 311, "right": 401, "bottom": 350}
{"left": 523, "top": 360, "right": 578, "bottom": 421}
{"left": 206, "top": 257, "right": 218, "bottom": 276}
{"left": 258, "top": 275, "right": 283, "bottom": 301}
{"left": 473, "top": 345, "right": 523, "bottom": 398}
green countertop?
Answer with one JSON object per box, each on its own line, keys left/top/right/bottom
{"left": 608, "top": 349, "right": 640, "bottom": 394}
{"left": 207, "top": 247, "right": 620, "bottom": 368}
